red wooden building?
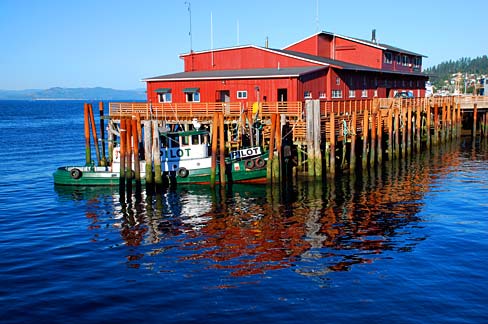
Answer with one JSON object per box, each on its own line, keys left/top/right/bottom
{"left": 143, "top": 31, "right": 428, "bottom": 104}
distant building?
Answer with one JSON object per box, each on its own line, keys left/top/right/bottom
{"left": 143, "top": 31, "right": 428, "bottom": 103}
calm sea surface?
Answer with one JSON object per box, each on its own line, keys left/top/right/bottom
{"left": 0, "top": 100, "right": 487, "bottom": 323}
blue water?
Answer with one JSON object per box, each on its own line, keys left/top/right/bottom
{"left": 0, "top": 100, "right": 487, "bottom": 323}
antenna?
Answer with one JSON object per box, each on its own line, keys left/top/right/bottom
{"left": 210, "top": 11, "right": 214, "bottom": 66}
{"left": 184, "top": 1, "right": 193, "bottom": 52}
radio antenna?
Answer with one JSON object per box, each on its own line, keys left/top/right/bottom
{"left": 184, "top": 1, "right": 193, "bottom": 52}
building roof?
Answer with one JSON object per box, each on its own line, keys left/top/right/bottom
{"left": 285, "top": 31, "right": 427, "bottom": 58}
{"left": 273, "top": 49, "right": 428, "bottom": 77}
{"left": 143, "top": 66, "right": 328, "bottom": 82}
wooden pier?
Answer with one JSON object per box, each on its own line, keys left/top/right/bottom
{"left": 85, "top": 95, "right": 488, "bottom": 190}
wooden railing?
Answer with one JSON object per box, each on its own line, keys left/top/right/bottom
{"left": 109, "top": 101, "right": 304, "bottom": 120}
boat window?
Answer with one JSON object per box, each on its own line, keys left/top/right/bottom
{"left": 168, "top": 134, "right": 180, "bottom": 148}
{"left": 192, "top": 134, "right": 200, "bottom": 145}
{"left": 181, "top": 134, "right": 189, "bottom": 146}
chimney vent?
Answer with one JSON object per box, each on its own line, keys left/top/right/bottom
{"left": 371, "top": 29, "right": 377, "bottom": 43}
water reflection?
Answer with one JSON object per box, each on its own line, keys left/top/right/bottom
{"left": 54, "top": 143, "right": 478, "bottom": 278}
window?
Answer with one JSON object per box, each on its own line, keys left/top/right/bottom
{"left": 384, "top": 52, "right": 392, "bottom": 64}
{"left": 319, "top": 91, "right": 326, "bottom": 99}
{"left": 402, "top": 55, "right": 409, "bottom": 66}
{"left": 396, "top": 55, "right": 401, "bottom": 64}
{"left": 336, "top": 77, "right": 341, "bottom": 85}
{"left": 237, "top": 90, "right": 247, "bottom": 99}
{"left": 155, "top": 88, "right": 172, "bottom": 103}
{"left": 374, "top": 89, "right": 378, "bottom": 97}
{"left": 361, "top": 89, "right": 368, "bottom": 98}
{"left": 183, "top": 88, "right": 200, "bottom": 102}
{"left": 414, "top": 57, "right": 421, "bottom": 67}
{"left": 304, "top": 91, "right": 312, "bottom": 99}
{"left": 348, "top": 90, "right": 355, "bottom": 98}
{"left": 332, "top": 90, "right": 342, "bottom": 98}
{"left": 158, "top": 92, "right": 172, "bottom": 103}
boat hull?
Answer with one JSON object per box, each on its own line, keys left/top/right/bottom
{"left": 53, "top": 166, "right": 145, "bottom": 186}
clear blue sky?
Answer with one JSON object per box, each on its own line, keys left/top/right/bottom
{"left": 1, "top": 0, "right": 486, "bottom": 90}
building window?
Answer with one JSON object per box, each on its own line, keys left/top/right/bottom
{"left": 336, "top": 77, "right": 341, "bottom": 85}
{"left": 348, "top": 90, "right": 355, "bottom": 98}
{"left": 155, "top": 88, "right": 172, "bottom": 103}
{"left": 332, "top": 90, "right": 342, "bottom": 98}
{"left": 319, "top": 91, "right": 326, "bottom": 99}
{"left": 402, "top": 55, "right": 409, "bottom": 66}
{"left": 158, "top": 92, "right": 172, "bottom": 103}
{"left": 384, "top": 52, "right": 392, "bottom": 64}
{"left": 374, "top": 89, "right": 378, "bottom": 97}
{"left": 396, "top": 55, "right": 401, "bottom": 65}
{"left": 361, "top": 89, "right": 368, "bottom": 98}
{"left": 414, "top": 57, "right": 421, "bottom": 67}
{"left": 304, "top": 91, "right": 312, "bottom": 99}
{"left": 183, "top": 88, "right": 200, "bottom": 102}
{"left": 237, "top": 90, "right": 247, "bottom": 99}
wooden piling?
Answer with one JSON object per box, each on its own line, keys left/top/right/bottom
{"left": 415, "top": 103, "right": 421, "bottom": 153}
{"left": 313, "top": 100, "right": 322, "bottom": 177}
{"left": 401, "top": 108, "right": 406, "bottom": 160}
{"left": 99, "top": 102, "right": 107, "bottom": 166}
{"left": 377, "top": 110, "right": 383, "bottom": 165}
{"left": 267, "top": 114, "right": 276, "bottom": 182}
{"left": 473, "top": 103, "right": 478, "bottom": 143}
{"left": 361, "top": 109, "right": 368, "bottom": 168}
{"left": 433, "top": 103, "right": 439, "bottom": 145}
{"left": 426, "top": 105, "right": 431, "bottom": 150}
{"left": 152, "top": 120, "right": 162, "bottom": 187}
{"left": 143, "top": 120, "right": 153, "bottom": 186}
{"left": 210, "top": 112, "right": 219, "bottom": 187}
{"left": 119, "top": 119, "right": 126, "bottom": 189}
{"left": 125, "top": 118, "right": 133, "bottom": 188}
{"left": 219, "top": 112, "right": 226, "bottom": 185}
{"left": 330, "top": 111, "right": 336, "bottom": 176}
{"left": 132, "top": 119, "right": 141, "bottom": 184}
{"left": 370, "top": 111, "right": 376, "bottom": 167}
{"left": 84, "top": 103, "right": 91, "bottom": 166}
{"left": 350, "top": 111, "right": 357, "bottom": 170}
{"left": 394, "top": 109, "right": 399, "bottom": 160}
{"left": 387, "top": 109, "right": 393, "bottom": 161}
{"left": 407, "top": 103, "right": 412, "bottom": 157}
{"left": 88, "top": 104, "right": 101, "bottom": 165}
{"left": 273, "top": 114, "right": 282, "bottom": 183}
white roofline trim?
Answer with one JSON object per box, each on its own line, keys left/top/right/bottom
{"left": 142, "top": 73, "right": 312, "bottom": 82}
{"left": 179, "top": 44, "right": 330, "bottom": 67}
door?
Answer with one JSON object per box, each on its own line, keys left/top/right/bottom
{"left": 217, "top": 90, "right": 230, "bottom": 102}
{"left": 277, "top": 88, "right": 288, "bottom": 102}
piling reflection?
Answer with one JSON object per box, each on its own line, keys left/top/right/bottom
{"left": 55, "top": 143, "right": 476, "bottom": 278}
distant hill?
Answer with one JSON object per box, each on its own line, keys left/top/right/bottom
{"left": 0, "top": 87, "right": 146, "bottom": 100}
{"left": 424, "top": 55, "right": 488, "bottom": 89}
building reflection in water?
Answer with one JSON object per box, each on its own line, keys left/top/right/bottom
{"left": 55, "top": 145, "right": 467, "bottom": 278}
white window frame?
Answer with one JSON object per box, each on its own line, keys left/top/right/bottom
{"left": 402, "top": 55, "right": 409, "bottom": 66}
{"left": 348, "top": 90, "right": 356, "bottom": 98}
{"left": 158, "top": 92, "right": 172, "bottom": 103}
{"left": 336, "top": 77, "right": 341, "bottom": 85}
{"left": 361, "top": 89, "right": 368, "bottom": 98}
{"left": 384, "top": 52, "right": 393, "bottom": 64}
{"left": 304, "top": 91, "right": 312, "bottom": 99}
{"left": 186, "top": 91, "right": 200, "bottom": 103}
{"left": 237, "top": 90, "right": 247, "bottom": 99}
{"left": 319, "top": 91, "right": 326, "bottom": 99}
{"left": 332, "top": 90, "right": 342, "bottom": 98}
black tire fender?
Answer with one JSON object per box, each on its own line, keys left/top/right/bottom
{"left": 244, "top": 159, "right": 255, "bottom": 169}
{"left": 177, "top": 167, "right": 189, "bottom": 178}
{"left": 255, "top": 158, "right": 266, "bottom": 168}
{"left": 70, "top": 168, "right": 82, "bottom": 179}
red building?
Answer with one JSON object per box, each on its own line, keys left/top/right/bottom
{"left": 143, "top": 31, "right": 428, "bottom": 104}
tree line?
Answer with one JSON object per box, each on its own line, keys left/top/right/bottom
{"left": 424, "top": 55, "right": 488, "bottom": 89}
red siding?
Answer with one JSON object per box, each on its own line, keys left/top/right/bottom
{"left": 182, "top": 47, "right": 319, "bottom": 72}
{"left": 147, "top": 77, "right": 301, "bottom": 103}
{"left": 334, "top": 38, "right": 382, "bottom": 69}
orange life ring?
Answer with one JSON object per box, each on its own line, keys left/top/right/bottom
{"left": 244, "top": 159, "right": 254, "bottom": 169}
